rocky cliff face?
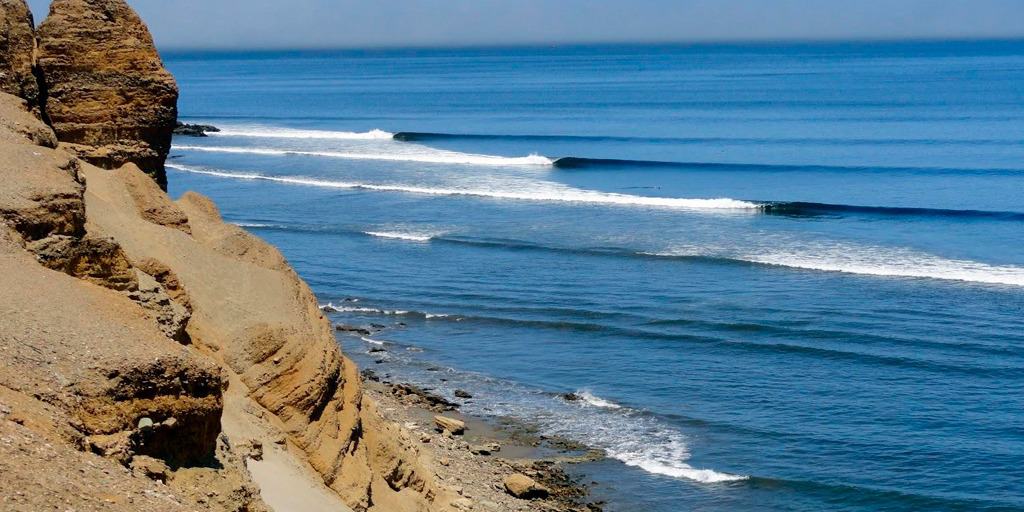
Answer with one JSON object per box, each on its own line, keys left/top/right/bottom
{"left": 0, "top": 2, "right": 456, "bottom": 511}
{"left": 36, "top": 0, "right": 178, "bottom": 189}
{"left": 0, "top": 0, "right": 38, "bottom": 109}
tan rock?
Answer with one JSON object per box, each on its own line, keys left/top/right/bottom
{"left": 130, "top": 455, "right": 170, "bottom": 482}
{"left": 28, "top": 233, "right": 139, "bottom": 291}
{"left": 0, "top": 92, "right": 57, "bottom": 147}
{"left": 435, "top": 415, "right": 467, "bottom": 435}
{"left": 118, "top": 162, "right": 192, "bottom": 233}
{"left": 36, "top": 0, "right": 178, "bottom": 188}
{"left": 0, "top": 225, "right": 223, "bottom": 467}
{"left": 83, "top": 162, "right": 456, "bottom": 511}
{"left": 0, "top": 137, "right": 85, "bottom": 241}
{"left": 0, "top": 0, "right": 39, "bottom": 109}
{"left": 503, "top": 474, "right": 550, "bottom": 499}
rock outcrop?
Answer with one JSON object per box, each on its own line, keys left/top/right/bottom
{"left": 35, "top": 0, "right": 178, "bottom": 189}
{"left": 84, "top": 161, "right": 456, "bottom": 511}
{"left": 0, "top": 0, "right": 38, "bottom": 109}
{"left": 503, "top": 474, "right": 550, "bottom": 499}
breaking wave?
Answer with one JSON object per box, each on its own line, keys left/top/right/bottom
{"left": 341, "top": 340, "right": 748, "bottom": 484}
{"left": 648, "top": 243, "right": 1024, "bottom": 287}
{"left": 210, "top": 126, "right": 395, "bottom": 140}
{"left": 172, "top": 144, "right": 554, "bottom": 166}
{"left": 364, "top": 231, "right": 437, "bottom": 242}
{"left": 166, "top": 163, "right": 759, "bottom": 211}
{"left": 574, "top": 390, "right": 623, "bottom": 410}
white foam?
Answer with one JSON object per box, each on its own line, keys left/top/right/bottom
{"left": 341, "top": 333, "right": 748, "bottom": 485}
{"left": 575, "top": 390, "right": 622, "bottom": 409}
{"left": 651, "top": 242, "right": 1024, "bottom": 287}
{"left": 210, "top": 126, "right": 395, "bottom": 140}
{"left": 167, "top": 163, "right": 759, "bottom": 211}
{"left": 233, "top": 222, "right": 274, "bottom": 228}
{"left": 749, "top": 252, "right": 1024, "bottom": 287}
{"left": 172, "top": 144, "right": 554, "bottom": 167}
{"left": 318, "top": 302, "right": 410, "bottom": 315}
{"left": 365, "top": 231, "right": 436, "bottom": 242}
{"left": 360, "top": 337, "right": 386, "bottom": 346}
{"left": 608, "top": 439, "right": 748, "bottom": 483}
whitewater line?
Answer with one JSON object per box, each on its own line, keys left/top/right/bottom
{"left": 644, "top": 246, "right": 1024, "bottom": 288}
{"left": 166, "top": 163, "right": 760, "bottom": 210}
{"left": 209, "top": 127, "right": 395, "bottom": 140}
{"left": 172, "top": 144, "right": 554, "bottom": 167}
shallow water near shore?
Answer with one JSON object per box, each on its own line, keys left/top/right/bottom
{"left": 166, "top": 41, "right": 1024, "bottom": 511}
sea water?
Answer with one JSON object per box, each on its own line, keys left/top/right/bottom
{"left": 165, "top": 41, "right": 1024, "bottom": 511}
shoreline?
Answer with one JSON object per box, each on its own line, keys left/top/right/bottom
{"left": 360, "top": 372, "right": 606, "bottom": 512}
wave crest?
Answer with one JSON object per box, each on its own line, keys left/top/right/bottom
{"left": 210, "top": 126, "right": 395, "bottom": 140}
{"left": 365, "top": 231, "right": 437, "bottom": 242}
{"left": 173, "top": 144, "right": 554, "bottom": 167}
{"left": 574, "top": 390, "right": 622, "bottom": 409}
{"left": 167, "top": 163, "right": 759, "bottom": 211}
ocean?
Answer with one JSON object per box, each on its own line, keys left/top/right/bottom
{"left": 164, "top": 41, "right": 1024, "bottom": 511}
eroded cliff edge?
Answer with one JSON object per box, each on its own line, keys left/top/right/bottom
{"left": 0, "top": 1, "right": 456, "bottom": 511}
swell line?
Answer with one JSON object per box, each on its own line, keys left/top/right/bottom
{"left": 763, "top": 201, "right": 1024, "bottom": 221}
{"left": 223, "top": 216, "right": 1024, "bottom": 289}
{"left": 394, "top": 130, "right": 1024, "bottom": 147}
{"left": 324, "top": 303, "right": 1015, "bottom": 376}
{"left": 551, "top": 156, "right": 1024, "bottom": 175}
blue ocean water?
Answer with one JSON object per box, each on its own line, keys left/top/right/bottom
{"left": 164, "top": 42, "right": 1024, "bottom": 511}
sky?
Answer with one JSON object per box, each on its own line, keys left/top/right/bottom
{"left": 26, "top": 0, "right": 1024, "bottom": 50}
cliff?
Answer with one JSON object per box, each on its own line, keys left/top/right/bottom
{"left": 36, "top": 0, "right": 178, "bottom": 189}
{"left": 0, "top": 1, "right": 456, "bottom": 511}
{"left": 0, "top": 0, "right": 38, "bottom": 109}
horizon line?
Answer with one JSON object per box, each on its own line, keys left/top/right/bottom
{"left": 158, "top": 35, "right": 1024, "bottom": 54}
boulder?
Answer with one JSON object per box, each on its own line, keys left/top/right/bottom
{"left": 130, "top": 455, "right": 170, "bottom": 482}
{"left": 503, "top": 474, "right": 550, "bottom": 499}
{"left": 434, "top": 415, "right": 466, "bottom": 435}
{"left": 469, "top": 442, "right": 500, "bottom": 455}
{"left": 0, "top": 0, "right": 38, "bottom": 109}
{"left": 36, "top": 0, "right": 178, "bottom": 189}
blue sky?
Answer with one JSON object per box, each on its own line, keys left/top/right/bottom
{"left": 26, "top": 0, "right": 1024, "bottom": 50}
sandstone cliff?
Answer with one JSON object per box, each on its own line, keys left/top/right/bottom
{"left": 36, "top": 0, "right": 178, "bottom": 189}
{"left": 0, "top": 0, "right": 38, "bottom": 109}
{"left": 0, "top": 1, "right": 456, "bottom": 511}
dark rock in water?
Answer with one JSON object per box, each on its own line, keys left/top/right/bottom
{"left": 173, "top": 122, "right": 220, "bottom": 137}
{"left": 389, "top": 383, "right": 458, "bottom": 412}
{"left": 360, "top": 369, "right": 381, "bottom": 382}
{"left": 469, "top": 442, "right": 500, "bottom": 455}
{"left": 561, "top": 393, "right": 581, "bottom": 402}
{"left": 334, "top": 323, "right": 372, "bottom": 336}
{"left": 454, "top": 389, "right": 473, "bottom": 399}
{"left": 368, "top": 347, "right": 386, "bottom": 353}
